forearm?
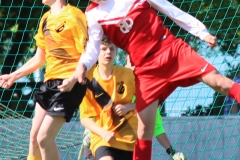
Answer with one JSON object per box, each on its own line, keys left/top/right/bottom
{"left": 81, "top": 118, "right": 106, "bottom": 137}
{"left": 148, "top": 0, "right": 209, "bottom": 40}
{"left": 11, "top": 56, "right": 44, "bottom": 80}
{"left": 79, "top": 12, "right": 103, "bottom": 71}
{"left": 11, "top": 47, "right": 45, "bottom": 80}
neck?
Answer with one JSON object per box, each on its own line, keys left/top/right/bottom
{"left": 50, "top": 1, "right": 66, "bottom": 15}
{"left": 98, "top": 64, "right": 113, "bottom": 80}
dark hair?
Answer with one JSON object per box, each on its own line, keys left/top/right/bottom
{"left": 101, "top": 35, "right": 112, "bottom": 45}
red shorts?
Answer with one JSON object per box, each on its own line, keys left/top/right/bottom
{"left": 134, "top": 38, "right": 216, "bottom": 113}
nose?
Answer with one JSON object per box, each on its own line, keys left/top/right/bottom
{"left": 105, "top": 48, "right": 111, "bottom": 54}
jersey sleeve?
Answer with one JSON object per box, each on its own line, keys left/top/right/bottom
{"left": 80, "top": 89, "right": 99, "bottom": 119}
{"left": 147, "top": 0, "right": 210, "bottom": 40}
{"left": 34, "top": 12, "right": 49, "bottom": 49}
{"left": 71, "top": 10, "right": 88, "bottom": 54}
{"left": 79, "top": 11, "right": 103, "bottom": 71}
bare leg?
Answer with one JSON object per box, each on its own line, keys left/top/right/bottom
{"left": 137, "top": 100, "right": 158, "bottom": 140}
{"left": 198, "top": 70, "right": 234, "bottom": 95}
{"left": 37, "top": 115, "right": 66, "bottom": 160}
{"left": 28, "top": 103, "right": 47, "bottom": 158}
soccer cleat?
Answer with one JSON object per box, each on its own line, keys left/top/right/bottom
{"left": 171, "top": 152, "right": 186, "bottom": 160}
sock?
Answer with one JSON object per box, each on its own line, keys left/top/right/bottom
{"left": 133, "top": 139, "right": 152, "bottom": 160}
{"left": 27, "top": 155, "right": 42, "bottom": 160}
{"left": 228, "top": 82, "right": 240, "bottom": 103}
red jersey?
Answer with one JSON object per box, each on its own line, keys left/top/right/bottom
{"left": 80, "top": 0, "right": 209, "bottom": 69}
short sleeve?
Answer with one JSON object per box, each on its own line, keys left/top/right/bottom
{"left": 80, "top": 89, "right": 98, "bottom": 119}
{"left": 34, "top": 12, "right": 49, "bottom": 49}
{"left": 71, "top": 11, "right": 88, "bottom": 54}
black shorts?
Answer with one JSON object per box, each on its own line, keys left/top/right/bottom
{"left": 95, "top": 146, "right": 133, "bottom": 160}
{"left": 33, "top": 79, "right": 86, "bottom": 122}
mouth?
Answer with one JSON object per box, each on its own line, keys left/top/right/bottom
{"left": 105, "top": 57, "right": 112, "bottom": 61}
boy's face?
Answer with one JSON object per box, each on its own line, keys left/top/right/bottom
{"left": 98, "top": 43, "right": 117, "bottom": 66}
{"left": 91, "top": 0, "right": 107, "bottom": 4}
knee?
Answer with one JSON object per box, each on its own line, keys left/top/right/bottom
{"left": 37, "top": 133, "right": 52, "bottom": 149}
{"left": 138, "top": 124, "right": 154, "bottom": 139}
{"left": 29, "top": 129, "right": 39, "bottom": 146}
{"left": 215, "top": 76, "right": 234, "bottom": 92}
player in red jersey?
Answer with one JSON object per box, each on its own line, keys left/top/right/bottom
{"left": 58, "top": 0, "right": 240, "bottom": 159}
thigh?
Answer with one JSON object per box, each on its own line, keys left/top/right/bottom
{"left": 31, "top": 103, "right": 47, "bottom": 136}
{"left": 137, "top": 100, "right": 158, "bottom": 140}
{"left": 38, "top": 114, "right": 66, "bottom": 140}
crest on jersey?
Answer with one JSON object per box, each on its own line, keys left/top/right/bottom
{"left": 117, "top": 17, "right": 133, "bottom": 33}
{"left": 117, "top": 81, "right": 125, "bottom": 94}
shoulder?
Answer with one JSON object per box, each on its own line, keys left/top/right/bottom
{"left": 68, "top": 5, "right": 86, "bottom": 19}
{"left": 41, "top": 11, "right": 50, "bottom": 21}
{"left": 114, "top": 66, "right": 134, "bottom": 79}
{"left": 68, "top": 4, "right": 84, "bottom": 14}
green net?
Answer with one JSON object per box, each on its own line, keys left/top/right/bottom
{"left": 0, "top": 0, "right": 239, "bottom": 159}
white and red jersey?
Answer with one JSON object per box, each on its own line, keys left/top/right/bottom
{"left": 80, "top": 0, "right": 210, "bottom": 70}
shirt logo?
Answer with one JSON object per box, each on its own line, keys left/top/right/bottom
{"left": 118, "top": 17, "right": 133, "bottom": 33}
{"left": 53, "top": 106, "right": 64, "bottom": 111}
{"left": 55, "top": 21, "right": 66, "bottom": 33}
{"left": 201, "top": 64, "right": 208, "bottom": 72}
{"left": 117, "top": 81, "right": 125, "bottom": 94}
{"left": 95, "top": 93, "right": 104, "bottom": 98}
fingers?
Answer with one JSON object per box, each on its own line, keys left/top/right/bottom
{"left": 78, "top": 78, "right": 87, "bottom": 85}
{"left": 112, "top": 106, "right": 122, "bottom": 116}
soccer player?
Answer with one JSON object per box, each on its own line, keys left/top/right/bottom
{"left": 126, "top": 55, "right": 186, "bottom": 159}
{"left": 59, "top": 0, "right": 240, "bottom": 159}
{"left": 79, "top": 35, "right": 137, "bottom": 160}
{"left": 0, "top": 0, "right": 88, "bottom": 160}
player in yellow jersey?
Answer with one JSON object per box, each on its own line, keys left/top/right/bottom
{"left": 0, "top": 0, "right": 88, "bottom": 160}
{"left": 79, "top": 35, "right": 137, "bottom": 160}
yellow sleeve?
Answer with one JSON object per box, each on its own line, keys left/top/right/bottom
{"left": 80, "top": 89, "right": 98, "bottom": 119}
{"left": 71, "top": 9, "right": 88, "bottom": 54}
{"left": 34, "top": 12, "right": 49, "bottom": 49}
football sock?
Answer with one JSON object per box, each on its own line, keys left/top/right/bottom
{"left": 27, "top": 155, "right": 42, "bottom": 160}
{"left": 228, "top": 82, "right": 240, "bottom": 103}
{"left": 133, "top": 139, "right": 152, "bottom": 160}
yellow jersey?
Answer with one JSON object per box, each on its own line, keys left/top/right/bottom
{"left": 34, "top": 4, "right": 88, "bottom": 81}
{"left": 80, "top": 66, "right": 137, "bottom": 155}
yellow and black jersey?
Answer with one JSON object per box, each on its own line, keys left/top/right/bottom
{"left": 80, "top": 66, "right": 137, "bottom": 155}
{"left": 34, "top": 4, "right": 88, "bottom": 81}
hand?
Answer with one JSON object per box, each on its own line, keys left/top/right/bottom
{"left": 0, "top": 74, "right": 16, "bottom": 89}
{"left": 112, "top": 104, "right": 129, "bottom": 116}
{"left": 57, "top": 77, "right": 77, "bottom": 92}
{"left": 75, "top": 62, "right": 87, "bottom": 84}
{"left": 203, "top": 34, "right": 217, "bottom": 48}
{"left": 100, "top": 130, "right": 114, "bottom": 142}
{"left": 172, "top": 152, "right": 186, "bottom": 160}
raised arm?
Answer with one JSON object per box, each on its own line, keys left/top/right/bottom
{"left": 74, "top": 13, "right": 103, "bottom": 83}
{"left": 147, "top": 0, "right": 210, "bottom": 40}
